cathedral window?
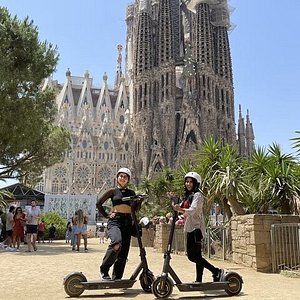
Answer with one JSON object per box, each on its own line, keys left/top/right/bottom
{"left": 139, "top": 85, "right": 142, "bottom": 98}
{"left": 51, "top": 179, "right": 59, "bottom": 194}
{"left": 54, "top": 166, "right": 67, "bottom": 178}
{"left": 104, "top": 141, "right": 109, "bottom": 150}
{"left": 36, "top": 182, "right": 44, "bottom": 192}
{"left": 60, "top": 178, "right": 68, "bottom": 194}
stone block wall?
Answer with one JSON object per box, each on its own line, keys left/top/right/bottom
{"left": 131, "top": 228, "right": 155, "bottom": 247}
{"left": 153, "top": 224, "right": 185, "bottom": 253}
{"left": 231, "top": 214, "right": 300, "bottom": 272}
{"left": 131, "top": 224, "right": 185, "bottom": 253}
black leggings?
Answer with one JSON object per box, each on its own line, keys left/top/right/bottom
{"left": 186, "top": 229, "right": 218, "bottom": 282}
{"left": 100, "top": 213, "right": 132, "bottom": 280}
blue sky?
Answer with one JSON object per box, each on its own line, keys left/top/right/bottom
{"left": 1, "top": 0, "right": 300, "bottom": 186}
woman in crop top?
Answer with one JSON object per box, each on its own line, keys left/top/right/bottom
{"left": 97, "top": 167, "right": 136, "bottom": 281}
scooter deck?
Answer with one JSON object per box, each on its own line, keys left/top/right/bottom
{"left": 176, "top": 281, "right": 229, "bottom": 292}
{"left": 80, "top": 279, "right": 136, "bottom": 290}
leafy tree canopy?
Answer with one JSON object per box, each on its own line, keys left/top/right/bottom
{"left": 0, "top": 7, "right": 70, "bottom": 183}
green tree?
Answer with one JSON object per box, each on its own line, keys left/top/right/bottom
{"left": 291, "top": 130, "right": 300, "bottom": 155}
{"left": 42, "top": 211, "right": 67, "bottom": 239}
{"left": 246, "top": 144, "right": 299, "bottom": 214}
{"left": 0, "top": 7, "right": 70, "bottom": 183}
{"left": 197, "top": 138, "right": 246, "bottom": 218}
{"left": 138, "top": 169, "right": 175, "bottom": 218}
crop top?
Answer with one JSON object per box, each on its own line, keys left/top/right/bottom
{"left": 96, "top": 187, "right": 136, "bottom": 218}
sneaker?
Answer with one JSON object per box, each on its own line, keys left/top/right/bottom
{"left": 213, "top": 269, "right": 224, "bottom": 282}
{"left": 6, "top": 247, "right": 17, "bottom": 252}
{"left": 100, "top": 268, "right": 111, "bottom": 281}
{"left": 100, "top": 272, "right": 111, "bottom": 280}
{"left": 0, "top": 243, "right": 7, "bottom": 249}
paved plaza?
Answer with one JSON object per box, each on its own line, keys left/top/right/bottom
{"left": 1, "top": 238, "right": 299, "bottom": 299}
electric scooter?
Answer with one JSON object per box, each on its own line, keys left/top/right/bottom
{"left": 63, "top": 194, "right": 155, "bottom": 297}
{"left": 152, "top": 198, "right": 243, "bottom": 299}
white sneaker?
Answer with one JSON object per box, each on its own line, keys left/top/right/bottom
{"left": 7, "top": 247, "right": 17, "bottom": 252}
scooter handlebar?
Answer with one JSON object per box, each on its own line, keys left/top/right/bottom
{"left": 122, "top": 194, "right": 148, "bottom": 202}
{"left": 170, "top": 196, "right": 181, "bottom": 205}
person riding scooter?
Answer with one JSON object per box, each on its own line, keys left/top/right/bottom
{"left": 170, "top": 171, "right": 223, "bottom": 283}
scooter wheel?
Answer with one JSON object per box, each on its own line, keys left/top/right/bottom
{"left": 224, "top": 272, "right": 243, "bottom": 296}
{"left": 64, "top": 272, "right": 87, "bottom": 297}
{"left": 139, "top": 272, "right": 155, "bottom": 293}
{"left": 152, "top": 277, "right": 173, "bottom": 299}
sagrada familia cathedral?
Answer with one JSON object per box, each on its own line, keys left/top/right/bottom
{"left": 38, "top": 0, "right": 255, "bottom": 195}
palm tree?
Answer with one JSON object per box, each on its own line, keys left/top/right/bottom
{"left": 244, "top": 146, "right": 272, "bottom": 213}
{"left": 266, "top": 143, "right": 299, "bottom": 214}
{"left": 197, "top": 138, "right": 246, "bottom": 219}
{"left": 138, "top": 169, "right": 175, "bottom": 218}
{"left": 246, "top": 143, "right": 299, "bottom": 214}
{"left": 291, "top": 130, "right": 300, "bottom": 155}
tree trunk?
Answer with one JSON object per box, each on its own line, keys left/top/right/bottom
{"left": 223, "top": 198, "right": 233, "bottom": 220}
{"left": 227, "top": 196, "right": 246, "bottom": 215}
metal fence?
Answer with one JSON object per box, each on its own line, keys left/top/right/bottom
{"left": 271, "top": 223, "right": 300, "bottom": 273}
{"left": 171, "top": 225, "right": 229, "bottom": 260}
{"left": 204, "top": 226, "right": 229, "bottom": 260}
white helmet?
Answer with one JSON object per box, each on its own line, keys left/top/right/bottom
{"left": 184, "top": 171, "right": 201, "bottom": 184}
{"left": 117, "top": 167, "right": 131, "bottom": 179}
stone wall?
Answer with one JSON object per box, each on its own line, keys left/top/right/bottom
{"left": 231, "top": 214, "right": 300, "bottom": 272}
{"left": 131, "top": 228, "right": 155, "bottom": 247}
{"left": 131, "top": 224, "right": 185, "bottom": 253}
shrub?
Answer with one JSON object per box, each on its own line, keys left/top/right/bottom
{"left": 41, "top": 211, "right": 67, "bottom": 240}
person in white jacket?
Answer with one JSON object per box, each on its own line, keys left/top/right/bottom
{"left": 171, "top": 171, "right": 223, "bottom": 283}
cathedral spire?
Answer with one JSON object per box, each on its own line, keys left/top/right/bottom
{"left": 246, "top": 109, "right": 255, "bottom": 156}
{"left": 139, "top": 0, "right": 151, "bottom": 13}
{"left": 237, "top": 104, "right": 246, "bottom": 156}
{"left": 114, "top": 44, "right": 123, "bottom": 89}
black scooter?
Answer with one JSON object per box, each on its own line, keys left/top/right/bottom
{"left": 152, "top": 199, "right": 243, "bottom": 299}
{"left": 63, "top": 194, "right": 154, "bottom": 297}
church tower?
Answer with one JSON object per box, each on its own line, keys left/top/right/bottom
{"left": 39, "top": 0, "right": 254, "bottom": 194}
{"left": 126, "top": 0, "right": 252, "bottom": 181}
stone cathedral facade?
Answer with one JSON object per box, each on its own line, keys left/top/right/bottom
{"left": 39, "top": 0, "right": 254, "bottom": 195}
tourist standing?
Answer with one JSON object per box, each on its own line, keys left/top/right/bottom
{"left": 0, "top": 207, "right": 6, "bottom": 243}
{"left": 96, "top": 167, "right": 137, "bottom": 280}
{"left": 98, "top": 222, "right": 106, "bottom": 244}
{"left": 13, "top": 207, "right": 26, "bottom": 250}
{"left": 70, "top": 211, "right": 77, "bottom": 251}
{"left": 65, "top": 221, "right": 72, "bottom": 243}
{"left": 48, "top": 223, "right": 56, "bottom": 243}
{"left": 37, "top": 220, "right": 46, "bottom": 243}
{"left": 4, "top": 206, "right": 15, "bottom": 251}
{"left": 26, "top": 199, "right": 41, "bottom": 252}
{"left": 74, "top": 209, "right": 88, "bottom": 251}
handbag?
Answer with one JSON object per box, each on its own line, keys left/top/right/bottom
{"left": 20, "top": 219, "right": 27, "bottom": 227}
